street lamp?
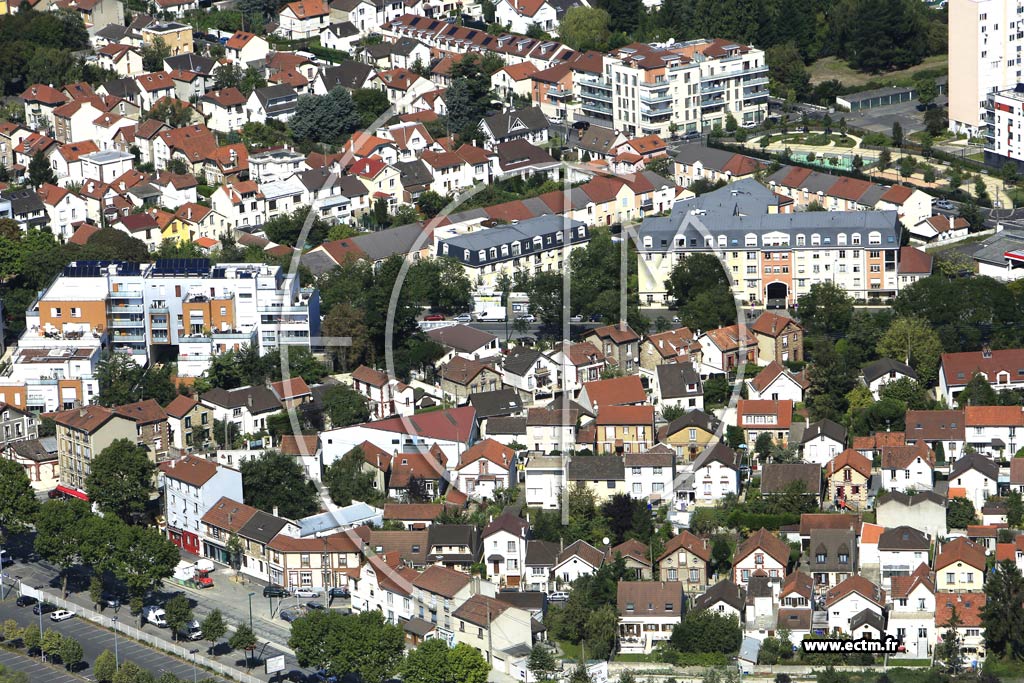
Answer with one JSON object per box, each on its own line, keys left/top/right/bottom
{"left": 36, "top": 587, "right": 44, "bottom": 662}
{"left": 112, "top": 616, "right": 119, "bottom": 670}
{"left": 247, "top": 592, "right": 255, "bottom": 630}
{"left": 190, "top": 648, "right": 199, "bottom": 683}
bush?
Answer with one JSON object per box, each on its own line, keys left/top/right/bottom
{"left": 726, "top": 511, "right": 801, "bottom": 531}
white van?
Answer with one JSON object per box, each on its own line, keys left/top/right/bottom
{"left": 182, "top": 620, "right": 202, "bottom": 641}
{"left": 142, "top": 606, "right": 167, "bottom": 627}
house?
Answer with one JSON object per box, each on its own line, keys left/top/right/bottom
{"left": 525, "top": 405, "right": 578, "bottom": 454}
{"left": 470, "top": 389, "right": 525, "bottom": 437}
{"left": 388, "top": 449, "right": 447, "bottom": 501}
{"left": 523, "top": 539, "right": 559, "bottom": 592}
{"left": 495, "top": 140, "right": 559, "bottom": 180}
{"left": 200, "top": 88, "right": 248, "bottom": 134}
{"left": 378, "top": 69, "right": 436, "bottom": 115}
{"left": 53, "top": 405, "right": 137, "bottom": 496}
{"left": 491, "top": 62, "right": 539, "bottom": 102}
{"left": 547, "top": 341, "right": 606, "bottom": 393}
{"left": 37, "top": 183, "right": 86, "bottom": 242}
{"left": 578, "top": 375, "right": 647, "bottom": 412}
{"left": 887, "top": 563, "right": 936, "bottom": 659}
{"left": 909, "top": 214, "right": 970, "bottom": 243}
{"left": 639, "top": 327, "right": 699, "bottom": 372}
{"left": 501, "top": 347, "right": 558, "bottom": 402}
{"left": 745, "top": 361, "right": 808, "bottom": 402}
{"left": 225, "top": 31, "right": 270, "bottom": 65}
{"left": 862, "top": 358, "right": 919, "bottom": 399}
{"left": 934, "top": 537, "right": 986, "bottom": 592}
{"left": 523, "top": 455, "right": 564, "bottom": 510}
{"left": 624, "top": 445, "right": 674, "bottom": 503}
{"left": 761, "top": 463, "right": 822, "bottom": 506}
{"left": 798, "top": 419, "right": 847, "bottom": 467}
{"left": 277, "top": 0, "right": 330, "bottom": 39}
{"left": 617, "top": 581, "right": 684, "bottom": 654}
{"left": 693, "top": 579, "right": 745, "bottom": 621}
{"left": 553, "top": 539, "right": 605, "bottom": 584}
{"left": 411, "top": 564, "right": 476, "bottom": 631}
{"left": 321, "top": 21, "right": 360, "bottom": 52}
{"left": 452, "top": 595, "right": 536, "bottom": 672}
{"left": 938, "top": 348, "right": 1024, "bottom": 405}
{"left": 351, "top": 554, "right": 418, "bottom": 624}
{"left": 654, "top": 362, "right": 703, "bottom": 412}
{"left": 114, "top": 398, "right": 171, "bottom": 463}
{"left": 824, "top": 449, "right": 872, "bottom": 511}
{"left": 964, "top": 405, "right": 1024, "bottom": 457}
{"left": 247, "top": 85, "right": 299, "bottom": 123}
{"left": 878, "top": 526, "right": 930, "bottom": 591}
{"left": 608, "top": 539, "right": 653, "bottom": 580}
{"left": 199, "top": 496, "right": 259, "bottom": 567}
{"left": 656, "top": 531, "right": 710, "bottom": 593}
{"left": 698, "top": 325, "right": 758, "bottom": 373}
{"left": 935, "top": 592, "right": 986, "bottom": 662}
{"left": 566, "top": 455, "right": 625, "bottom": 502}
{"left": 313, "top": 61, "right": 378, "bottom": 95}
{"left": 876, "top": 490, "right": 947, "bottom": 541}
{"left": 736, "top": 399, "right": 793, "bottom": 449}
{"left": 351, "top": 365, "right": 414, "bottom": 420}
{"left": 880, "top": 443, "right": 935, "bottom": 492}
{"left": 582, "top": 324, "right": 641, "bottom": 375}
{"left": 947, "top": 452, "right": 999, "bottom": 511}
{"left": 824, "top": 575, "right": 886, "bottom": 634}
{"left": 199, "top": 386, "right": 282, "bottom": 445}
{"left": 440, "top": 357, "right": 502, "bottom": 405}
{"left": 808, "top": 528, "right": 856, "bottom": 589}
{"left": 425, "top": 325, "right": 500, "bottom": 364}
{"left": 481, "top": 513, "right": 529, "bottom": 588}
{"left": 479, "top": 106, "right": 550, "bottom": 150}
{"left": 382, "top": 503, "right": 443, "bottom": 528}
{"left": 366, "top": 529, "right": 430, "bottom": 569}
{"left": 236, "top": 509, "right": 296, "bottom": 583}
{"left": 904, "top": 409, "right": 965, "bottom": 464}
{"left": 594, "top": 405, "right": 655, "bottom": 454}
{"left": 494, "top": 0, "right": 560, "bottom": 36}
{"left": 689, "top": 443, "right": 741, "bottom": 506}
{"left": 660, "top": 411, "right": 718, "bottom": 461}
{"left": 158, "top": 456, "right": 243, "bottom": 555}
{"left": 733, "top": 528, "right": 789, "bottom": 588}
{"left": 750, "top": 312, "right": 803, "bottom": 365}
{"left": 3, "top": 438, "right": 58, "bottom": 493}
{"left": 426, "top": 524, "right": 480, "bottom": 572}
{"left": 854, "top": 431, "right": 907, "bottom": 459}
{"left": 454, "top": 439, "right": 515, "bottom": 500}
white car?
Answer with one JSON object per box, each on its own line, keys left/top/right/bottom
{"left": 454, "top": 313, "right": 473, "bottom": 323}
{"left": 292, "top": 587, "right": 320, "bottom": 598}
{"left": 516, "top": 314, "right": 536, "bottom": 323}
{"left": 50, "top": 610, "right": 75, "bottom": 622}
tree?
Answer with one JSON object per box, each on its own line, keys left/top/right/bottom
{"left": 212, "top": 63, "right": 242, "bottom": 91}
{"left": 666, "top": 253, "right": 736, "bottom": 329}
{"left": 111, "top": 524, "right": 180, "bottom": 597}
{"left": 241, "top": 450, "right": 319, "bottom": 519}
{"left": 448, "top": 644, "right": 490, "bottom": 683}
{"left": 527, "top": 646, "right": 560, "bottom": 683}
{"left": 557, "top": 6, "right": 611, "bottom": 51}
{"left": 878, "top": 148, "right": 891, "bottom": 170}
{"left": 34, "top": 499, "right": 89, "bottom": 596}
{"left": 947, "top": 497, "right": 978, "bottom": 529}
{"left": 891, "top": 121, "right": 903, "bottom": 148}
{"left": 936, "top": 605, "right": 964, "bottom": 674}
{"left": 3, "top": 619, "right": 21, "bottom": 644}
{"left": 321, "top": 384, "right": 370, "bottom": 430}
{"left": 876, "top": 316, "right": 944, "bottom": 385}
{"left": 141, "top": 37, "right": 171, "bottom": 72}
{"left": 289, "top": 610, "right": 405, "bottom": 683}
{"left": 21, "top": 625, "right": 40, "bottom": 655}
{"left": 94, "top": 650, "right": 117, "bottom": 683}
{"left": 401, "top": 638, "right": 450, "bottom": 683}
{"left": 42, "top": 629, "right": 63, "bottom": 663}
{"left": 321, "top": 303, "right": 369, "bottom": 372}
{"left": 290, "top": 87, "right": 358, "bottom": 144}
{"left": 796, "top": 281, "right": 853, "bottom": 337}
{"left": 670, "top": 610, "right": 742, "bottom": 653}
{"left": 766, "top": 42, "right": 810, "bottom": 100}
{"left": 113, "top": 661, "right": 153, "bottom": 683}
{"left": 1008, "top": 491, "right": 1023, "bottom": 528}
{"left": 164, "top": 594, "right": 193, "bottom": 641}
{"left": 916, "top": 77, "right": 938, "bottom": 108}
{"left": 925, "top": 107, "right": 948, "bottom": 137}
{"left": 200, "top": 609, "right": 227, "bottom": 655}
{"left": 229, "top": 623, "right": 258, "bottom": 668}
{"left": 85, "top": 439, "right": 155, "bottom": 523}
{"left": 878, "top": 377, "right": 931, "bottom": 410}
{"left": 95, "top": 352, "right": 145, "bottom": 406}
{"left": 584, "top": 604, "right": 618, "bottom": 660}
{"left": 445, "top": 54, "right": 493, "bottom": 137}
{"left": 982, "top": 560, "right": 1024, "bottom": 659}
{"left": 898, "top": 155, "right": 916, "bottom": 180}
{"left": 1001, "top": 161, "right": 1019, "bottom": 187}
{"left": 324, "top": 447, "right": 384, "bottom": 507}
{"left": 28, "top": 150, "right": 56, "bottom": 188}
{"left": 146, "top": 98, "right": 192, "bottom": 128}
{"left": 0, "top": 457, "right": 39, "bottom": 545}
{"left": 58, "top": 636, "right": 83, "bottom": 671}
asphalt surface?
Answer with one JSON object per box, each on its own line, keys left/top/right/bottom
{"left": 0, "top": 647, "right": 84, "bottom": 682}
{"left": 0, "top": 596, "right": 224, "bottom": 682}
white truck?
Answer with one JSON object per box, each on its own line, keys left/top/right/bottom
{"left": 142, "top": 606, "right": 167, "bottom": 627}
{"left": 475, "top": 307, "right": 506, "bottom": 322}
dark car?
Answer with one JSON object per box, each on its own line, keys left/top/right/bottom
{"left": 47, "top": 489, "right": 66, "bottom": 500}
{"left": 263, "top": 585, "right": 289, "bottom": 598}
{"left": 306, "top": 601, "right": 326, "bottom": 610}
{"left": 33, "top": 602, "right": 57, "bottom": 615}
{"left": 16, "top": 596, "right": 37, "bottom": 607}
{"left": 282, "top": 672, "right": 308, "bottom": 683}
{"left": 311, "top": 672, "right": 340, "bottom": 683}
{"left": 327, "top": 587, "right": 349, "bottom": 598}
{"left": 280, "top": 609, "right": 301, "bottom": 623}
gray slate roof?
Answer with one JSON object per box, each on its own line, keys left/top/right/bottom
{"left": 949, "top": 451, "right": 999, "bottom": 482}
{"left": 239, "top": 510, "right": 290, "bottom": 543}
{"left": 395, "top": 159, "right": 433, "bottom": 192}
{"left": 503, "top": 346, "right": 544, "bottom": 376}
{"left": 801, "top": 418, "right": 847, "bottom": 445}
{"left": 567, "top": 455, "right": 625, "bottom": 481}
{"left": 656, "top": 362, "right": 702, "bottom": 399}
{"left": 468, "top": 389, "right": 523, "bottom": 418}
{"left": 878, "top": 525, "right": 930, "bottom": 551}
{"left": 481, "top": 106, "right": 550, "bottom": 140}
{"left": 320, "top": 61, "right": 375, "bottom": 91}
{"left": 862, "top": 358, "right": 918, "bottom": 384}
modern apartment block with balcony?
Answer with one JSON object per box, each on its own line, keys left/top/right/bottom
{"left": 20, "top": 258, "right": 321, "bottom": 380}
{"left": 984, "top": 84, "right": 1024, "bottom": 170}
{"left": 578, "top": 39, "right": 768, "bottom": 138}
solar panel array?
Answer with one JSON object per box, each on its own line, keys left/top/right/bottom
{"left": 153, "top": 258, "right": 211, "bottom": 276}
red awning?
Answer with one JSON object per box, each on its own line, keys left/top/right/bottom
{"left": 55, "top": 485, "right": 89, "bottom": 501}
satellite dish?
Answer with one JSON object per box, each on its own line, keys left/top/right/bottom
{"left": 602, "top": 536, "right": 610, "bottom": 546}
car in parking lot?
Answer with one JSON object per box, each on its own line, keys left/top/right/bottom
{"left": 423, "top": 314, "right": 445, "bottom": 321}
{"left": 547, "top": 591, "right": 569, "bottom": 602}
{"left": 293, "top": 587, "right": 320, "bottom": 598}
{"left": 263, "top": 585, "right": 289, "bottom": 598}
{"left": 454, "top": 313, "right": 472, "bottom": 323}
{"left": 33, "top": 602, "right": 57, "bottom": 616}
{"left": 306, "top": 601, "right": 326, "bottom": 610}
{"left": 16, "top": 596, "right": 37, "bottom": 608}
{"left": 50, "top": 609, "right": 75, "bottom": 622}
{"left": 327, "top": 586, "right": 349, "bottom": 598}
{"left": 515, "top": 313, "right": 536, "bottom": 323}
{"left": 933, "top": 199, "right": 956, "bottom": 211}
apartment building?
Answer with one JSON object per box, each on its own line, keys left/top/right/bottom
{"left": 949, "top": 0, "right": 1019, "bottom": 136}
{"left": 578, "top": 39, "right": 768, "bottom": 138}
{"left": 436, "top": 215, "right": 589, "bottom": 289}
{"left": 636, "top": 179, "right": 904, "bottom": 307}
{"left": 158, "top": 455, "right": 242, "bottom": 555}
{"left": 53, "top": 405, "right": 137, "bottom": 495}
{"left": 24, "top": 259, "right": 320, "bottom": 377}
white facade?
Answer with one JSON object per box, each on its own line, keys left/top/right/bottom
{"left": 827, "top": 592, "right": 884, "bottom": 634}
{"left": 625, "top": 459, "right": 673, "bottom": 502}
{"left": 350, "top": 559, "right": 415, "bottom": 625}
{"left": 949, "top": 467, "right": 996, "bottom": 511}
{"left": 482, "top": 526, "right": 527, "bottom": 587}
{"left": 523, "top": 455, "right": 564, "bottom": 509}
{"left": 161, "top": 459, "right": 243, "bottom": 555}
{"left": 802, "top": 434, "right": 844, "bottom": 468}
{"left": 692, "top": 460, "right": 739, "bottom": 505}
{"left": 948, "top": 0, "right": 1019, "bottom": 136}
{"left": 887, "top": 583, "right": 936, "bottom": 659}
{"left": 881, "top": 458, "right": 934, "bottom": 492}
{"left": 879, "top": 548, "right": 929, "bottom": 591}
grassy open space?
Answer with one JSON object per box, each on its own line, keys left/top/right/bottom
{"left": 808, "top": 54, "right": 947, "bottom": 87}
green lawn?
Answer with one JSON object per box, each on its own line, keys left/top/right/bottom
{"left": 556, "top": 640, "right": 581, "bottom": 661}
{"left": 808, "top": 54, "right": 948, "bottom": 87}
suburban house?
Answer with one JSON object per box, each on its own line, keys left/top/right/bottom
{"left": 351, "top": 365, "right": 415, "bottom": 421}
{"left": 761, "top": 463, "right": 823, "bottom": 507}
{"left": 935, "top": 592, "right": 986, "bottom": 662}
{"left": 745, "top": 361, "right": 808, "bottom": 402}
{"left": 453, "top": 438, "right": 515, "bottom": 500}
{"left": 938, "top": 348, "right": 1024, "bottom": 405}
{"left": 736, "top": 399, "right": 793, "bottom": 449}
{"left": 689, "top": 443, "right": 741, "bottom": 506}
{"left": 582, "top": 324, "right": 641, "bottom": 375}
{"left": 934, "top": 537, "right": 986, "bottom": 593}
{"left": 887, "top": 563, "right": 936, "bottom": 659}
{"left": 654, "top": 362, "right": 704, "bottom": 412}
{"left": 594, "top": 405, "right": 655, "bottom": 454}
{"left": 481, "top": 513, "right": 529, "bottom": 588}
{"left": 798, "top": 419, "right": 847, "bottom": 467}
{"left": 661, "top": 411, "right": 718, "bottom": 461}
{"left": 877, "top": 526, "right": 931, "bottom": 591}
{"left": 440, "top": 358, "right": 503, "bottom": 406}
{"left": 693, "top": 579, "right": 745, "bottom": 621}
{"left": 904, "top": 409, "right": 965, "bottom": 463}
{"left": 733, "top": 528, "right": 789, "bottom": 588}
{"left": 876, "top": 490, "right": 947, "bottom": 541}
{"left": 808, "top": 528, "right": 856, "bottom": 589}
{"left": 656, "top": 531, "right": 711, "bottom": 594}
{"left": 880, "top": 443, "right": 936, "bottom": 492}
{"left": 824, "top": 449, "right": 872, "bottom": 511}
{"left": 862, "top": 358, "right": 919, "bottom": 399}
{"left": 566, "top": 456, "right": 625, "bottom": 502}
{"left": 698, "top": 325, "right": 758, "bottom": 373}
{"left": 640, "top": 327, "right": 699, "bottom": 372}
{"left": 624, "top": 444, "right": 674, "bottom": 503}
{"left": 947, "top": 452, "right": 999, "bottom": 511}
{"left": 617, "top": 581, "right": 684, "bottom": 655}
{"left": 750, "top": 312, "right": 804, "bottom": 365}
{"left": 554, "top": 540, "right": 605, "bottom": 584}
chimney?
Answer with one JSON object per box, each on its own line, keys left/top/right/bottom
{"left": 273, "top": 505, "right": 279, "bottom": 517}
{"left": 170, "top": 458, "right": 176, "bottom": 468}
{"left": 187, "top": 207, "right": 192, "bottom": 220}
{"left": 79, "top": 408, "right": 87, "bottom": 417}
{"left": 949, "top": 214, "right": 955, "bottom": 232}
{"left": 247, "top": 395, "right": 253, "bottom": 409}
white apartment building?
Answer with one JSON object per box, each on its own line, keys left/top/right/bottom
{"left": 23, "top": 259, "right": 320, "bottom": 377}
{"left": 949, "top": 0, "right": 1020, "bottom": 136}
{"left": 579, "top": 40, "right": 768, "bottom": 138}
{"left": 523, "top": 455, "right": 564, "bottom": 509}
{"left": 158, "top": 455, "right": 243, "bottom": 556}
{"left": 636, "top": 179, "right": 904, "bottom": 307}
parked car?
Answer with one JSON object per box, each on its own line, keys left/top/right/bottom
{"left": 263, "top": 585, "right": 289, "bottom": 598}
{"left": 569, "top": 314, "right": 583, "bottom": 323}
{"left": 547, "top": 591, "right": 569, "bottom": 602}
{"left": 306, "top": 601, "right": 326, "bottom": 610}
{"left": 327, "top": 587, "right": 349, "bottom": 598}
{"left": 33, "top": 603, "right": 57, "bottom": 616}
{"left": 454, "top": 313, "right": 473, "bottom": 323}
{"left": 181, "top": 620, "right": 203, "bottom": 641}
{"left": 424, "top": 314, "right": 445, "bottom": 321}
{"left": 293, "top": 587, "right": 320, "bottom": 598}
{"left": 50, "top": 609, "right": 75, "bottom": 622}
{"left": 280, "top": 609, "right": 302, "bottom": 623}
{"left": 142, "top": 606, "right": 167, "bottom": 627}
{"left": 47, "top": 489, "right": 66, "bottom": 500}
{"left": 934, "top": 199, "right": 956, "bottom": 211}
{"left": 16, "top": 596, "right": 37, "bottom": 608}
{"left": 516, "top": 313, "right": 536, "bottom": 323}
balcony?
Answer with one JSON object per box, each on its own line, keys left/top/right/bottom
{"left": 700, "top": 81, "right": 727, "bottom": 94}
{"left": 640, "top": 90, "right": 672, "bottom": 105}
{"left": 110, "top": 289, "right": 143, "bottom": 299}
{"left": 150, "top": 305, "right": 169, "bottom": 313}
{"left": 581, "top": 100, "right": 612, "bottom": 114}
{"left": 547, "top": 87, "right": 573, "bottom": 100}
{"left": 580, "top": 89, "right": 612, "bottom": 103}
{"left": 109, "top": 304, "right": 144, "bottom": 314}
{"left": 577, "top": 75, "right": 611, "bottom": 90}
{"left": 109, "top": 317, "right": 145, "bottom": 328}
{"left": 110, "top": 332, "right": 146, "bottom": 342}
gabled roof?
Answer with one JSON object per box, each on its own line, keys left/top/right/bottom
{"left": 737, "top": 399, "right": 793, "bottom": 429}
{"left": 801, "top": 419, "right": 847, "bottom": 446}
{"left": 657, "top": 530, "right": 710, "bottom": 562}
{"left": 52, "top": 405, "right": 122, "bottom": 434}
{"left": 964, "top": 405, "right": 1024, "bottom": 427}
{"left": 201, "top": 496, "right": 258, "bottom": 532}
{"left": 581, "top": 375, "right": 646, "bottom": 408}
{"left": 426, "top": 324, "right": 496, "bottom": 353}
{"left": 656, "top": 362, "right": 701, "bottom": 399}
{"left": 734, "top": 528, "right": 789, "bottom": 567}
{"left": 935, "top": 591, "right": 984, "bottom": 627}
{"left": 200, "top": 386, "right": 282, "bottom": 414}
{"left": 566, "top": 455, "right": 624, "bottom": 481}
{"left": 481, "top": 106, "right": 549, "bottom": 139}
{"left": 760, "top": 463, "right": 821, "bottom": 496}
{"left": 617, "top": 580, "right": 684, "bottom": 617}
{"left": 824, "top": 575, "right": 885, "bottom": 608}
{"left": 890, "top": 563, "right": 934, "bottom": 599}
{"left": 863, "top": 358, "right": 918, "bottom": 383}
{"left": 483, "top": 513, "right": 528, "bottom": 538}
{"left": 556, "top": 539, "right": 605, "bottom": 568}
{"left": 948, "top": 451, "right": 999, "bottom": 482}
{"left": 113, "top": 398, "right": 167, "bottom": 425}
{"left": 158, "top": 455, "right": 222, "bottom": 487}
{"left": 382, "top": 503, "right": 444, "bottom": 522}
{"left": 934, "top": 536, "right": 986, "bottom": 571}
{"left": 467, "top": 389, "right": 523, "bottom": 419}
{"left": 825, "top": 449, "right": 872, "bottom": 480}
{"left": 693, "top": 579, "right": 744, "bottom": 612}
{"left": 880, "top": 442, "right": 935, "bottom": 470}
{"left": 456, "top": 438, "right": 514, "bottom": 471}
{"left": 878, "top": 526, "right": 930, "bottom": 551}
{"left": 663, "top": 410, "right": 716, "bottom": 439}
{"left": 595, "top": 404, "right": 654, "bottom": 427}
{"left": 905, "top": 409, "right": 965, "bottom": 442}
{"left": 799, "top": 513, "right": 861, "bottom": 537}
{"left": 691, "top": 443, "right": 740, "bottom": 471}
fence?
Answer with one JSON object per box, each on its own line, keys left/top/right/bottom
{"left": 34, "top": 588, "right": 264, "bottom": 683}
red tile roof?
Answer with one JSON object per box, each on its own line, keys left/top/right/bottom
{"left": 734, "top": 528, "right": 789, "bottom": 566}
{"left": 581, "top": 375, "right": 646, "bottom": 408}
{"left": 595, "top": 404, "right": 654, "bottom": 426}
{"left": 965, "top": 405, "right": 1024, "bottom": 427}
{"left": 941, "top": 348, "right": 1024, "bottom": 388}
{"left": 158, "top": 455, "right": 221, "bottom": 487}
{"left": 935, "top": 592, "right": 984, "bottom": 627}
{"left": 826, "top": 449, "right": 872, "bottom": 479}
{"left": 934, "top": 536, "right": 986, "bottom": 571}
{"left": 737, "top": 399, "right": 794, "bottom": 429}
{"left": 456, "top": 438, "right": 513, "bottom": 470}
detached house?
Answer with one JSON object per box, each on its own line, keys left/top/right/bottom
{"left": 733, "top": 528, "right": 789, "bottom": 588}
{"left": 936, "top": 593, "right": 985, "bottom": 661}
{"left": 948, "top": 452, "right": 999, "bottom": 511}
{"left": 624, "top": 444, "right": 674, "bottom": 503}
{"left": 745, "top": 361, "right": 808, "bottom": 403}
{"left": 351, "top": 365, "right": 414, "bottom": 420}
{"left": 934, "top": 537, "right": 986, "bottom": 593}
{"left": 453, "top": 438, "right": 515, "bottom": 500}
{"left": 750, "top": 311, "right": 804, "bottom": 365}
{"left": 736, "top": 399, "right": 793, "bottom": 449}
{"left": 277, "top": 0, "right": 330, "bottom": 39}
{"left": 824, "top": 449, "right": 872, "bottom": 511}
{"left": 582, "top": 324, "right": 641, "bottom": 375}
{"left": 862, "top": 358, "right": 919, "bottom": 399}
{"left": 808, "top": 528, "right": 856, "bottom": 589}
{"left": 617, "top": 581, "right": 684, "bottom": 655}
{"left": 887, "top": 563, "right": 936, "bottom": 659}
{"left": 654, "top": 362, "right": 703, "bottom": 412}
{"left": 656, "top": 531, "right": 711, "bottom": 593}
{"left": 878, "top": 526, "right": 930, "bottom": 590}
{"left": 905, "top": 409, "right": 965, "bottom": 463}
{"left": 481, "top": 513, "right": 528, "bottom": 588}
{"left": 479, "top": 106, "right": 550, "bottom": 150}
{"left": 225, "top": 31, "right": 270, "bottom": 64}
{"left": 699, "top": 324, "right": 758, "bottom": 373}
{"left": 595, "top": 405, "right": 655, "bottom": 454}
{"left": 640, "top": 327, "right": 699, "bottom": 372}
{"left": 824, "top": 575, "right": 885, "bottom": 635}
{"left": 661, "top": 411, "right": 718, "bottom": 462}
{"left": 798, "top": 418, "right": 847, "bottom": 467}
{"left": 554, "top": 539, "right": 605, "bottom": 584}
{"left": 880, "top": 443, "right": 935, "bottom": 492}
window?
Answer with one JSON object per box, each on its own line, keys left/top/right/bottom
{"left": 507, "top": 541, "right": 516, "bottom": 552}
